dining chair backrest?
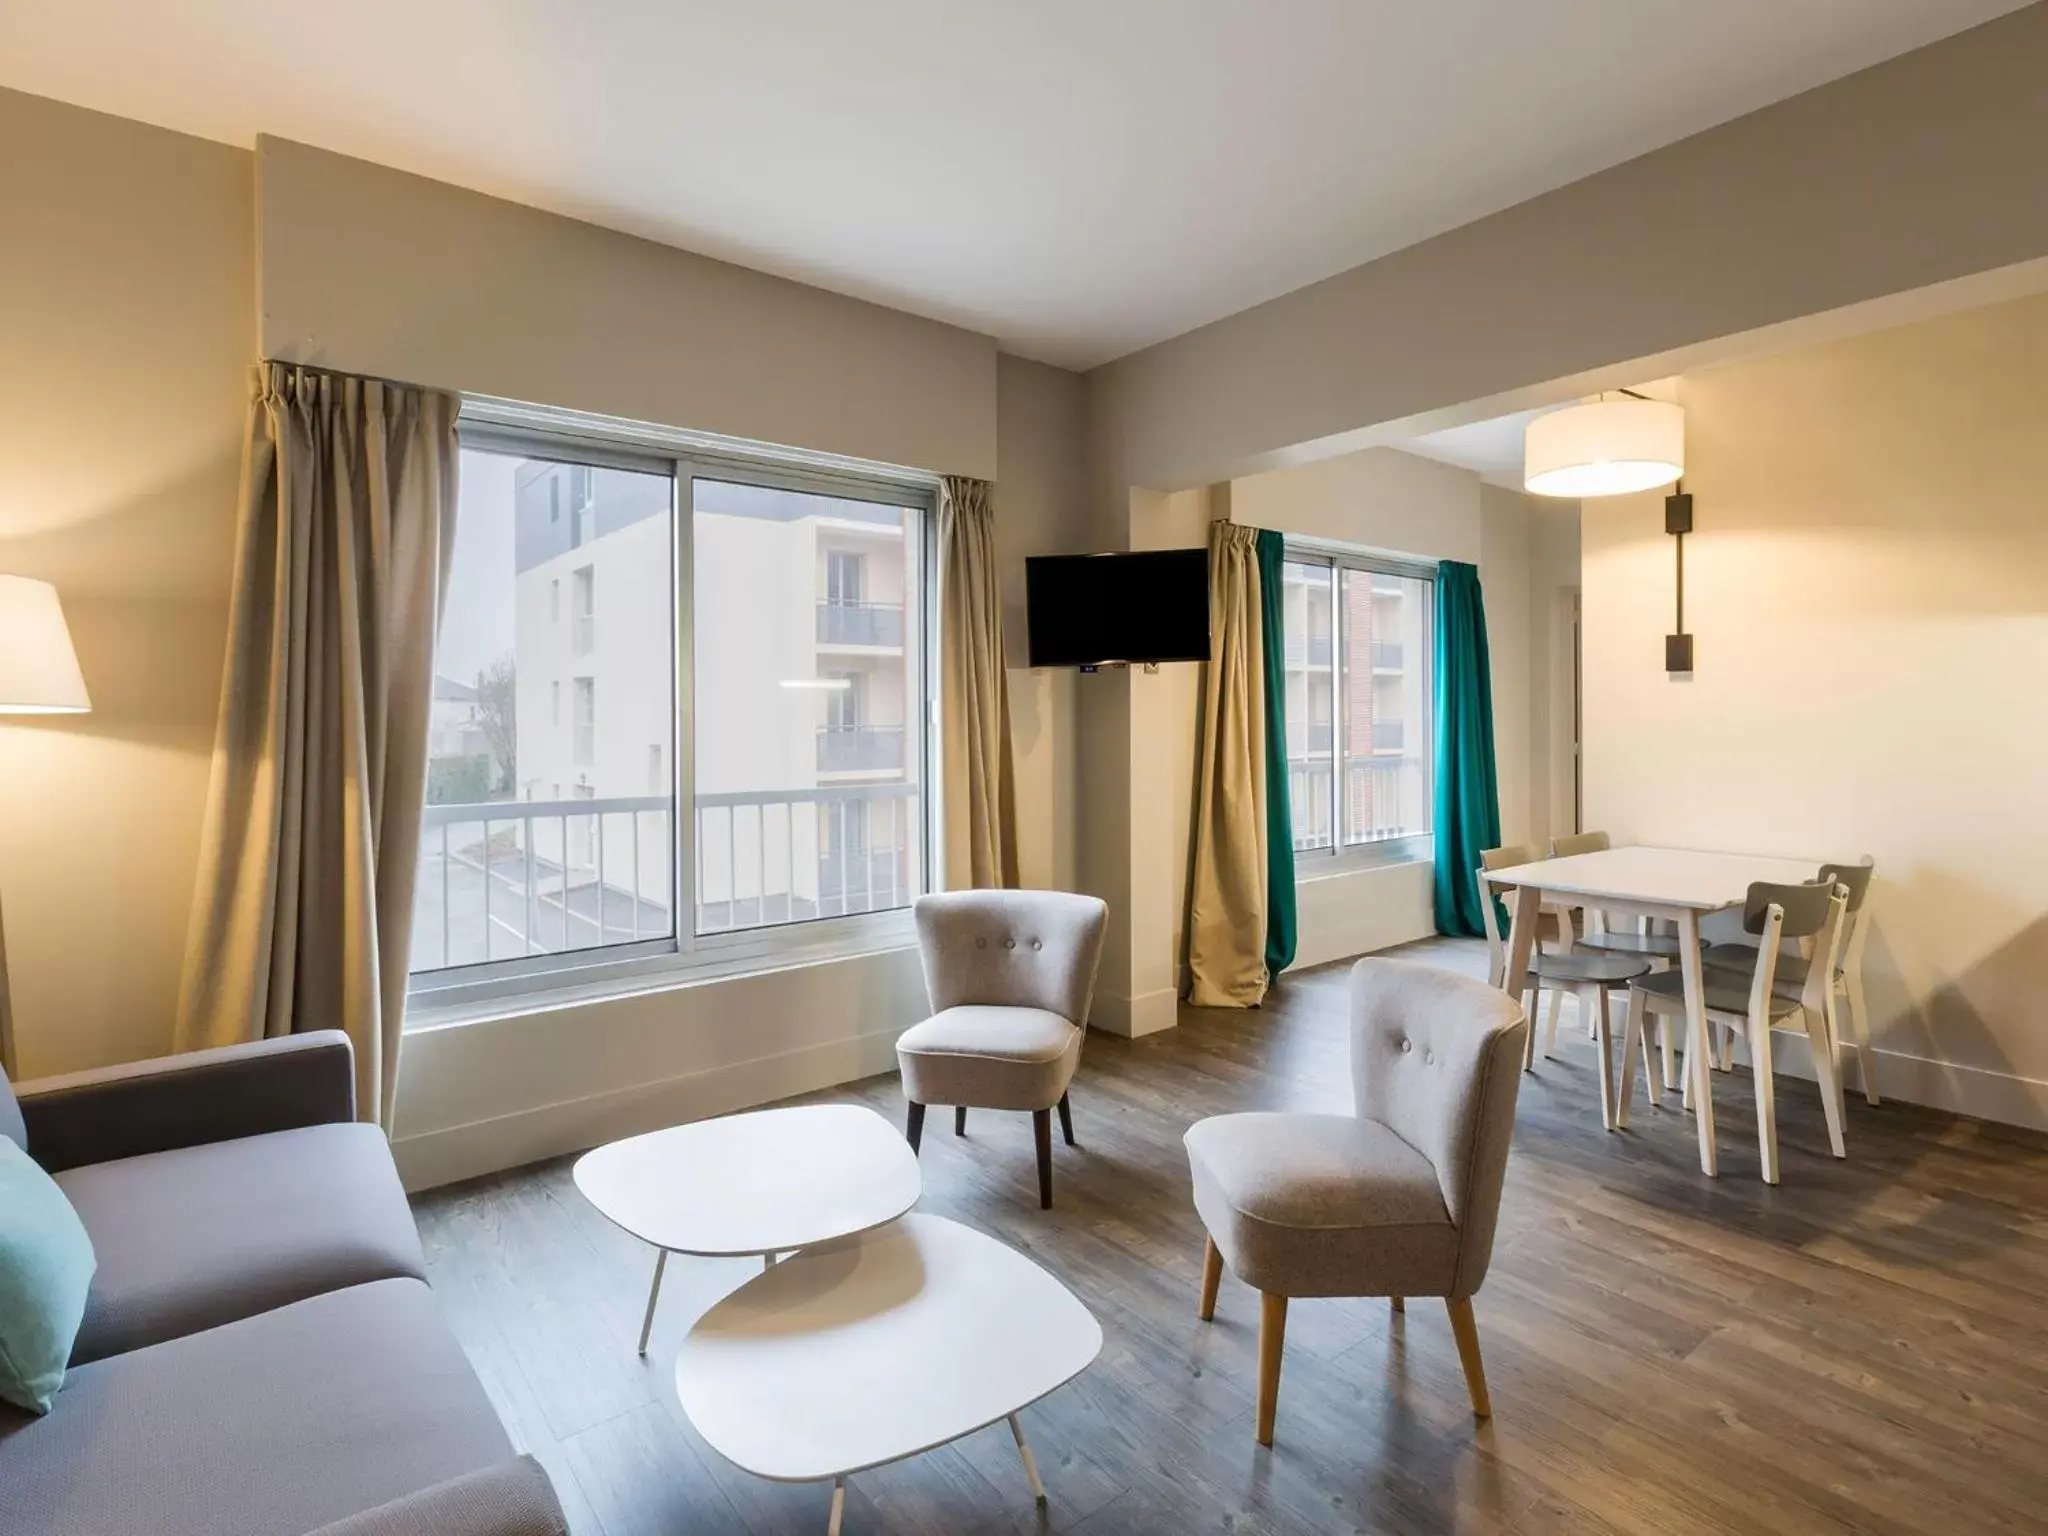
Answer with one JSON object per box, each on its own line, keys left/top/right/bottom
{"left": 1548, "top": 831, "right": 1610, "bottom": 859}
{"left": 1819, "top": 860, "right": 1874, "bottom": 914}
{"left": 1741, "top": 879, "right": 1834, "bottom": 940}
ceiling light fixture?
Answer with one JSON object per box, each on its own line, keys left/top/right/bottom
{"left": 1523, "top": 394, "right": 1684, "bottom": 498}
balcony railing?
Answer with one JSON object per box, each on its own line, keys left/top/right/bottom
{"left": 817, "top": 600, "right": 904, "bottom": 647}
{"left": 1372, "top": 720, "right": 1404, "bottom": 752}
{"left": 411, "top": 783, "right": 922, "bottom": 972}
{"left": 817, "top": 724, "right": 905, "bottom": 772}
{"left": 1286, "top": 756, "right": 1429, "bottom": 853}
{"left": 1372, "top": 641, "right": 1403, "bottom": 670}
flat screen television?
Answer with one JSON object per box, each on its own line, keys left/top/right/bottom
{"left": 1026, "top": 548, "right": 1210, "bottom": 667}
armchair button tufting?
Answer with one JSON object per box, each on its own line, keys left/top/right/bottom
{"left": 1399, "top": 1038, "right": 1412, "bottom": 1053}
{"left": 1425, "top": 1050, "right": 1436, "bottom": 1065}
{"left": 975, "top": 937, "right": 988, "bottom": 948}
{"left": 1004, "top": 938, "right": 1016, "bottom": 949}
{"left": 1032, "top": 940, "right": 1042, "bottom": 950}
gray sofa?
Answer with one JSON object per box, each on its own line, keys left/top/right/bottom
{"left": 0, "top": 1031, "right": 568, "bottom": 1536}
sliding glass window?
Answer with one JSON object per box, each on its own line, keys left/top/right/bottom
{"left": 1280, "top": 544, "right": 1435, "bottom": 865}
{"left": 410, "top": 422, "right": 935, "bottom": 1012}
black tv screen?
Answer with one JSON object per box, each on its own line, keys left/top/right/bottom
{"left": 1026, "top": 549, "right": 1210, "bottom": 667}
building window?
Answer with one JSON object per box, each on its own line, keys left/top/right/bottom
{"left": 572, "top": 677, "right": 596, "bottom": 765}
{"left": 411, "top": 424, "right": 935, "bottom": 1008}
{"left": 572, "top": 565, "right": 595, "bottom": 655}
{"left": 1280, "top": 545, "right": 1434, "bottom": 863}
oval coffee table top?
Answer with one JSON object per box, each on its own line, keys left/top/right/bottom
{"left": 572, "top": 1104, "right": 920, "bottom": 1258}
{"left": 674, "top": 1212, "right": 1102, "bottom": 1483}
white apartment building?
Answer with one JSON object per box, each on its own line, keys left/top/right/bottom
{"left": 505, "top": 461, "right": 924, "bottom": 947}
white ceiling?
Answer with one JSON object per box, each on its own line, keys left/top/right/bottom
{"left": 1402, "top": 410, "right": 1551, "bottom": 488}
{"left": 0, "top": 2, "right": 2025, "bottom": 369}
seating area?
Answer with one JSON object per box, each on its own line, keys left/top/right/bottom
{"left": 5, "top": 9, "right": 2048, "bottom": 1536}
{"left": 1, "top": 1036, "right": 565, "bottom": 1535}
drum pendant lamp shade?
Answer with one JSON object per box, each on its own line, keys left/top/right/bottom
{"left": 1524, "top": 398, "right": 1684, "bottom": 498}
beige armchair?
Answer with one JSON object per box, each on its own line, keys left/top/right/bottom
{"left": 897, "top": 889, "right": 1108, "bottom": 1208}
{"left": 1184, "top": 958, "right": 1527, "bottom": 1445}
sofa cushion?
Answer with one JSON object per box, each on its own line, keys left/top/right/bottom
{"left": 0, "top": 1277, "right": 513, "bottom": 1536}
{"left": 55, "top": 1122, "right": 427, "bottom": 1365}
{"left": 0, "top": 1140, "right": 95, "bottom": 1414}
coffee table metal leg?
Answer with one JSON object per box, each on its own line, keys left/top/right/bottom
{"left": 1008, "top": 1413, "right": 1047, "bottom": 1503}
{"left": 637, "top": 1249, "right": 668, "bottom": 1356}
{"left": 827, "top": 1476, "right": 846, "bottom": 1536}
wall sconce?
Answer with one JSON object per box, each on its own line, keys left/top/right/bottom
{"left": 1665, "top": 490, "right": 1693, "bottom": 674}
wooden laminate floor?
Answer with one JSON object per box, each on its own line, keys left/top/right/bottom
{"left": 412, "top": 939, "right": 2048, "bottom": 1535}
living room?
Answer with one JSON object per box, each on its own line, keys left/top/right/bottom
{"left": 3, "top": 6, "right": 2046, "bottom": 1534}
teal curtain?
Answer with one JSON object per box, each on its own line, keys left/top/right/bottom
{"left": 1432, "top": 560, "right": 1501, "bottom": 937}
{"left": 1255, "top": 530, "right": 1297, "bottom": 973}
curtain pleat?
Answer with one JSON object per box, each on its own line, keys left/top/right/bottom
{"left": 1431, "top": 560, "right": 1502, "bottom": 938}
{"left": 174, "top": 363, "right": 458, "bottom": 1129}
{"left": 937, "top": 475, "right": 1019, "bottom": 890}
{"left": 1186, "top": 520, "right": 1269, "bottom": 1007}
{"left": 1254, "top": 530, "right": 1298, "bottom": 974}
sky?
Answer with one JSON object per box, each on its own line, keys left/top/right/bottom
{"left": 437, "top": 448, "right": 519, "bottom": 685}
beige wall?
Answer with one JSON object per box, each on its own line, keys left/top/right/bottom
{"left": 1582, "top": 292, "right": 2048, "bottom": 1127}
{"left": 0, "top": 88, "right": 252, "bottom": 1077}
{"left": 995, "top": 354, "right": 1089, "bottom": 892}
{"left": 257, "top": 137, "right": 999, "bottom": 481}
{"left": 1222, "top": 449, "right": 1545, "bottom": 970}
{"left": 1087, "top": 5, "right": 2048, "bottom": 495}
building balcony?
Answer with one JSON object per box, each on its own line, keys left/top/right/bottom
{"left": 817, "top": 724, "right": 905, "bottom": 773}
{"left": 1285, "top": 632, "right": 1333, "bottom": 668}
{"left": 1371, "top": 641, "right": 1402, "bottom": 670}
{"left": 817, "top": 600, "right": 904, "bottom": 647}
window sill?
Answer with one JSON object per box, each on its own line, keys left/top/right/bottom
{"left": 1294, "top": 834, "right": 1434, "bottom": 884}
{"left": 404, "top": 908, "right": 920, "bottom": 1032}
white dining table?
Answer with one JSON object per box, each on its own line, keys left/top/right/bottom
{"left": 1483, "top": 845, "right": 1820, "bottom": 1176}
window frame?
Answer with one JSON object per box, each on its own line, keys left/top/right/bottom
{"left": 1280, "top": 536, "right": 1437, "bottom": 877}
{"left": 408, "top": 405, "right": 941, "bottom": 1023}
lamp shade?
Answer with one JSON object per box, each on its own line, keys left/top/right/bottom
{"left": 0, "top": 577, "right": 90, "bottom": 713}
{"left": 1524, "top": 398, "right": 1684, "bottom": 498}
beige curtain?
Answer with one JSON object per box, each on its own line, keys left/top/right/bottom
{"left": 1186, "top": 519, "right": 1269, "bottom": 1007}
{"left": 937, "top": 475, "right": 1019, "bottom": 890}
{"left": 174, "top": 363, "right": 458, "bottom": 1129}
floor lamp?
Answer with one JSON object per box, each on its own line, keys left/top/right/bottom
{"left": 0, "top": 576, "right": 92, "bottom": 1077}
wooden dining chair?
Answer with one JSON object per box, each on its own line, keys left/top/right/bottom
{"left": 1618, "top": 880, "right": 1850, "bottom": 1183}
{"left": 1477, "top": 846, "right": 1648, "bottom": 1128}
{"left": 1543, "top": 832, "right": 1696, "bottom": 1090}
{"left": 1703, "top": 858, "right": 1879, "bottom": 1105}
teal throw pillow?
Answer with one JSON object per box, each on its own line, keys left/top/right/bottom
{"left": 0, "top": 1137, "right": 96, "bottom": 1414}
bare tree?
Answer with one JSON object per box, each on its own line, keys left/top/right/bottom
{"left": 474, "top": 654, "right": 517, "bottom": 794}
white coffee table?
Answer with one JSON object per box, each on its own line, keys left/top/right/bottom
{"left": 573, "top": 1103, "right": 921, "bottom": 1354}
{"left": 674, "top": 1212, "right": 1102, "bottom": 1534}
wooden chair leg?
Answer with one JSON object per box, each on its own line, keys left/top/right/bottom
{"left": 1198, "top": 1235, "right": 1222, "bottom": 1321}
{"left": 1752, "top": 1014, "right": 1780, "bottom": 1185}
{"left": 1056, "top": 1091, "right": 1076, "bottom": 1147}
{"left": 1256, "top": 1292, "right": 1288, "bottom": 1446}
{"left": 1589, "top": 984, "right": 1617, "bottom": 1131}
{"left": 1032, "top": 1108, "right": 1053, "bottom": 1209}
{"left": 1842, "top": 970, "right": 1879, "bottom": 1105}
{"left": 1389, "top": 1295, "right": 1405, "bottom": 1313}
{"left": 1445, "top": 1296, "right": 1491, "bottom": 1418}
{"left": 905, "top": 1101, "right": 925, "bottom": 1154}
{"left": 954, "top": 1106, "right": 967, "bottom": 1136}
